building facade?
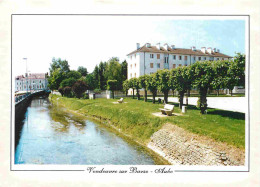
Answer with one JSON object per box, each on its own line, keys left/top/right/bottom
{"left": 127, "top": 43, "right": 232, "bottom": 79}
{"left": 15, "top": 73, "right": 48, "bottom": 92}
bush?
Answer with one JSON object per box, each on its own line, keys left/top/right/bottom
{"left": 93, "top": 88, "right": 102, "bottom": 94}
{"left": 58, "top": 87, "right": 64, "bottom": 96}
{"left": 72, "top": 80, "right": 88, "bottom": 98}
{"left": 82, "top": 93, "right": 89, "bottom": 99}
{"left": 63, "top": 86, "right": 72, "bottom": 97}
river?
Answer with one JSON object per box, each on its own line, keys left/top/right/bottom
{"left": 15, "top": 96, "right": 155, "bottom": 165}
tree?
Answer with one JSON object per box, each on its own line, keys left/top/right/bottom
{"left": 60, "top": 77, "right": 77, "bottom": 88}
{"left": 211, "top": 60, "right": 229, "bottom": 96}
{"left": 77, "top": 66, "right": 88, "bottom": 76}
{"left": 98, "top": 62, "right": 106, "bottom": 90}
{"left": 104, "top": 58, "right": 122, "bottom": 90}
{"left": 123, "top": 80, "right": 129, "bottom": 97}
{"left": 157, "top": 70, "right": 171, "bottom": 103}
{"left": 72, "top": 80, "right": 88, "bottom": 98}
{"left": 132, "top": 77, "right": 141, "bottom": 100}
{"left": 174, "top": 66, "right": 193, "bottom": 109}
{"left": 49, "top": 57, "right": 70, "bottom": 75}
{"left": 121, "top": 60, "right": 128, "bottom": 81}
{"left": 63, "top": 86, "right": 72, "bottom": 97}
{"left": 139, "top": 75, "right": 149, "bottom": 102}
{"left": 191, "top": 61, "right": 215, "bottom": 114}
{"left": 107, "top": 80, "right": 118, "bottom": 99}
{"left": 169, "top": 69, "right": 177, "bottom": 97}
{"left": 128, "top": 78, "right": 135, "bottom": 99}
{"left": 48, "top": 68, "right": 66, "bottom": 91}
{"left": 67, "top": 70, "right": 81, "bottom": 80}
{"left": 93, "top": 65, "right": 99, "bottom": 89}
{"left": 58, "top": 87, "right": 64, "bottom": 96}
{"left": 147, "top": 72, "right": 159, "bottom": 104}
{"left": 85, "top": 74, "right": 95, "bottom": 90}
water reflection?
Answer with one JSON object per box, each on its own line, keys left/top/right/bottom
{"left": 15, "top": 97, "right": 155, "bottom": 165}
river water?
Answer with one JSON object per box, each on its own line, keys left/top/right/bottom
{"left": 15, "top": 97, "right": 155, "bottom": 165}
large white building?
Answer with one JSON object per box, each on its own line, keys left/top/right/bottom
{"left": 127, "top": 43, "right": 232, "bottom": 79}
{"left": 15, "top": 73, "right": 48, "bottom": 92}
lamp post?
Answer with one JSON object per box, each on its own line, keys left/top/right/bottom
{"left": 23, "top": 58, "right": 28, "bottom": 94}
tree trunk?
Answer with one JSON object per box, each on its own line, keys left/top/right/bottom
{"left": 186, "top": 93, "right": 188, "bottom": 106}
{"left": 230, "top": 89, "right": 233, "bottom": 96}
{"left": 188, "top": 89, "right": 190, "bottom": 97}
{"left": 137, "top": 89, "right": 140, "bottom": 100}
{"left": 125, "top": 90, "right": 128, "bottom": 97}
{"left": 132, "top": 88, "right": 135, "bottom": 99}
{"left": 199, "top": 88, "right": 208, "bottom": 114}
{"left": 179, "top": 91, "right": 184, "bottom": 109}
{"left": 172, "top": 90, "right": 174, "bottom": 97}
{"left": 217, "top": 89, "right": 219, "bottom": 96}
{"left": 112, "top": 91, "right": 114, "bottom": 99}
{"left": 164, "top": 91, "right": 168, "bottom": 104}
{"left": 144, "top": 89, "right": 147, "bottom": 102}
{"left": 152, "top": 92, "right": 156, "bottom": 104}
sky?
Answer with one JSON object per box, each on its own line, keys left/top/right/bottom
{"left": 12, "top": 15, "right": 246, "bottom": 76}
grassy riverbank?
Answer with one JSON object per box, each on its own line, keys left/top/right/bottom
{"left": 49, "top": 94, "right": 245, "bottom": 149}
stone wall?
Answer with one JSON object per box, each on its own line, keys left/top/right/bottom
{"left": 148, "top": 123, "right": 244, "bottom": 166}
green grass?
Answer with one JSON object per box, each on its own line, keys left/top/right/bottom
{"left": 49, "top": 94, "right": 245, "bottom": 149}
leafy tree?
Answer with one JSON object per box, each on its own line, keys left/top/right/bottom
{"left": 60, "top": 77, "right": 77, "bottom": 88}
{"left": 147, "top": 72, "right": 159, "bottom": 104}
{"left": 48, "top": 68, "right": 66, "bottom": 90}
{"left": 121, "top": 60, "right": 128, "bottom": 81}
{"left": 63, "top": 86, "right": 72, "bottom": 97}
{"left": 174, "top": 66, "right": 193, "bottom": 109}
{"left": 98, "top": 62, "right": 106, "bottom": 90}
{"left": 139, "top": 75, "right": 149, "bottom": 102}
{"left": 191, "top": 61, "right": 215, "bottom": 114}
{"left": 104, "top": 58, "right": 122, "bottom": 90}
{"left": 72, "top": 80, "right": 88, "bottom": 98}
{"left": 169, "top": 69, "right": 177, "bottom": 97}
{"left": 77, "top": 66, "right": 88, "bottom": 76}
{"left": 58, "top": 87, "right": 64, "bottom": 96}
{"left": 132, "top": 77, "right": 141, "bottom": 100}
{"left": 107, "top": 80, "right": 118, "bottom": 99}
{"left": 123, "top": 80, "right": 129, "bottom": 97}
{"left": 128, "top": 78, "right": 135, "bottom": 99}
{"left": 211, "top": 60, "right": 229, "bottom": 96}
{"left": 67, "top": 70, "right": 81, "bottom": 80}
{"left": 93, "top": 65, "right": 99, "bottom": 89}
{"left": 49, "top": 57, "right": 70, "bottom": 74}
{"left": 157, "top": 70, "right": 171, "bottom": 103}
{"left": 85, "top": 74, "right": 95, "bottom": 90}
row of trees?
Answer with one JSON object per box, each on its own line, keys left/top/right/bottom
{"left": 122, "top": 53, "right": 245, "bottom": 114}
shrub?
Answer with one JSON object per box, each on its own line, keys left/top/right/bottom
{"left": 72, "top": 80, "right": 88, "bottom": 98}
{"left": 63, "top": 86, "right": 72, "bottom": 97}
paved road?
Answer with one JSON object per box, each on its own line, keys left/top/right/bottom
{"left": 151, "top": 97, "right": 247, "bottom": 113}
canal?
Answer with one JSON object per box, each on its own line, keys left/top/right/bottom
{"left": 15, "top": 96, "right": 155, "bottom": 165}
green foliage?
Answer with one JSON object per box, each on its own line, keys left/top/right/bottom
{"left": 72, "top": 80, "right": 88, "bottom": 98}
{"left": 63, "top": 86, "right": 72, "bottom": 97}
{"left": 85, "top": 74, "right": 95, "bottom": 90}
{"left": 49, "top": 57, "right": 70, "bottom": 75}
{"left": 139, "top": 75, "right": 149, "bottom": 101}
{"left": 77, "top": 66, "right": 88, "bottom": 76}
{"left": 60, "top": 77, "right": 77, "bottom": 88}
{"left": 107, "top": 80, "right": 118, "bottom": 99}
{"left": 105, "top": 58, "right": 123, "bottom": 90}
{"left": 67, "top": 70, "right": 81, "bottom": 80}
{"left": 157, "top": 70, "right": 171, "bottom": 103}
{"left": 48, "top": 68, "right": 66, "bottom": 90}
{"left": 58, "top": 87, "right": 64, "bottom": 96}
{"left": 211, "top": 60, "right": 229, "bottom": 94}
{"left": 123, "top": 80, "right": 129, "bottom": 96}
{"left": 147, "top": 72, "right": 159, "bottom": 103}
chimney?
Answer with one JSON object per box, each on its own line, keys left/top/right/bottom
{"left": 213, "top": 48, "right": 217, "bottom": 53}
{"left": 136, "top": 43, "right": 140, "bottom": 50}
{"left": 217, "top": 49, "right": 220, "bottom": 53}
{"left": 163, "top": 43, "right": 168, "bottom": 50}
{"left": 191, "top": 46, "right": 196, "bottom": 51}
{"left": 207, "top": 47, "right": 212, "bottom": 54}
{"left": 146, "top": 43, "right": 151, "bottom": 48}
{"left": 171, "top": 45, "right": 175, "bottom": 50}
{"left": 156, "top": 43, "right": 161, "bottom": 50}
{"left": 201, "top": 47, "right": 206, "bottom": 53}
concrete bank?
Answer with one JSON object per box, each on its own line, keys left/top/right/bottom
{"left": 148, "top": 123, "right": 245, "bottom": 166}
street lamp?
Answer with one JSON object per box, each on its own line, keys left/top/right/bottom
{"left": 23, "top": 58, "right": 28, "bottom": 94}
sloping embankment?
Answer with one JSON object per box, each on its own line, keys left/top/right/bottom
{"left": 148, "top": 123, "right": 245, "bottom": 166}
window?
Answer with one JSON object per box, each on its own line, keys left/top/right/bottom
{"left": 157, "top": 63, "right": 160, "bottom": 68}
{"left": 173, "top": 55, "right": 176, "bottom": 60}
{"left": 222, "top": 58, "right": 224, "bottom": 60}
{"left": 193, "top": 56, "right": 196, "bottom": 61}
{"left": 179, "top": 64, "right": 182, "bottom": 67}
{"left": 204, "top": 57, "right": 206, "bottom": 60}
{"left": 135, "top": 54, "right": 136, "bottom": 58}
{"left": 184, "top": 56, "right": 188, "bottom": 60}
{"left": 173, "top": 64, "right": 176, "bottom": 68}
{"left": 150, "top": 63, "right": 153, "bottom": 68}
{"left": 179, "top": 55, "right": 182, "bottom": 60}
{"left": 135, "top": 63, "right": 136, "bottom": 68}
{"left": 157, "top": 54, "right": 160, "bottom": 59}
{"left": 130, "top": 56, "right": 132, "bottom": 60}
{"left": 40, "top": 80, "right": 41, "bottom": 83}
{"left": 217, "top": 58, "right": 219, "bottom": 60}
{"left": 130, "top": 73, "right": 132, "bottom": 78}
{"left": 17, "top": 87, "right": 18, "bottom": 90}
{"left": 130, "top": 64, "right": 132, "bottom": 69}
{"left": 134, "top": 73, "right": 136, "bottom": 77}
{"left": 150, "top": 72, "right": 154, "bottom": 75}
{"left": 150, "top": 54, "right": 154, "bottom": 58}
{"left": 198, "top": 57, "right": 201, "bottom": 60}
{"left": 164, "top": 57, "right": 168, "bottom": 63}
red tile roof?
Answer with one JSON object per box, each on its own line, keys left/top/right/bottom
{"left": 127, "top": 44, "right": 232, "bottom": 58}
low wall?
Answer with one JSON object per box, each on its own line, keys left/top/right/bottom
{"left": 148, "top": 123, "right": 244, "bottom": 166}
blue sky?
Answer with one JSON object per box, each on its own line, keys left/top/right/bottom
{"left": 13, "top": 16, "right": 246, "bottom": 76}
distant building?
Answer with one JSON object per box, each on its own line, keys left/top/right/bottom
{"left": 127, "top": 43, "right": 232, "bottom": 79}
{"left": 15, "top": 73, "right": 48, "bottom": 92}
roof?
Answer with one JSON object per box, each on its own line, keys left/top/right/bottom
{"left": 15, "top": 73, "right": 47, "bottom": 80}
{"left": 127, "top": 44, "right": 232, "bottom": 58}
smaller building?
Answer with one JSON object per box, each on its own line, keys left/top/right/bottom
{"left": 15, "top": 73, "right": 48, "bottom": 92}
